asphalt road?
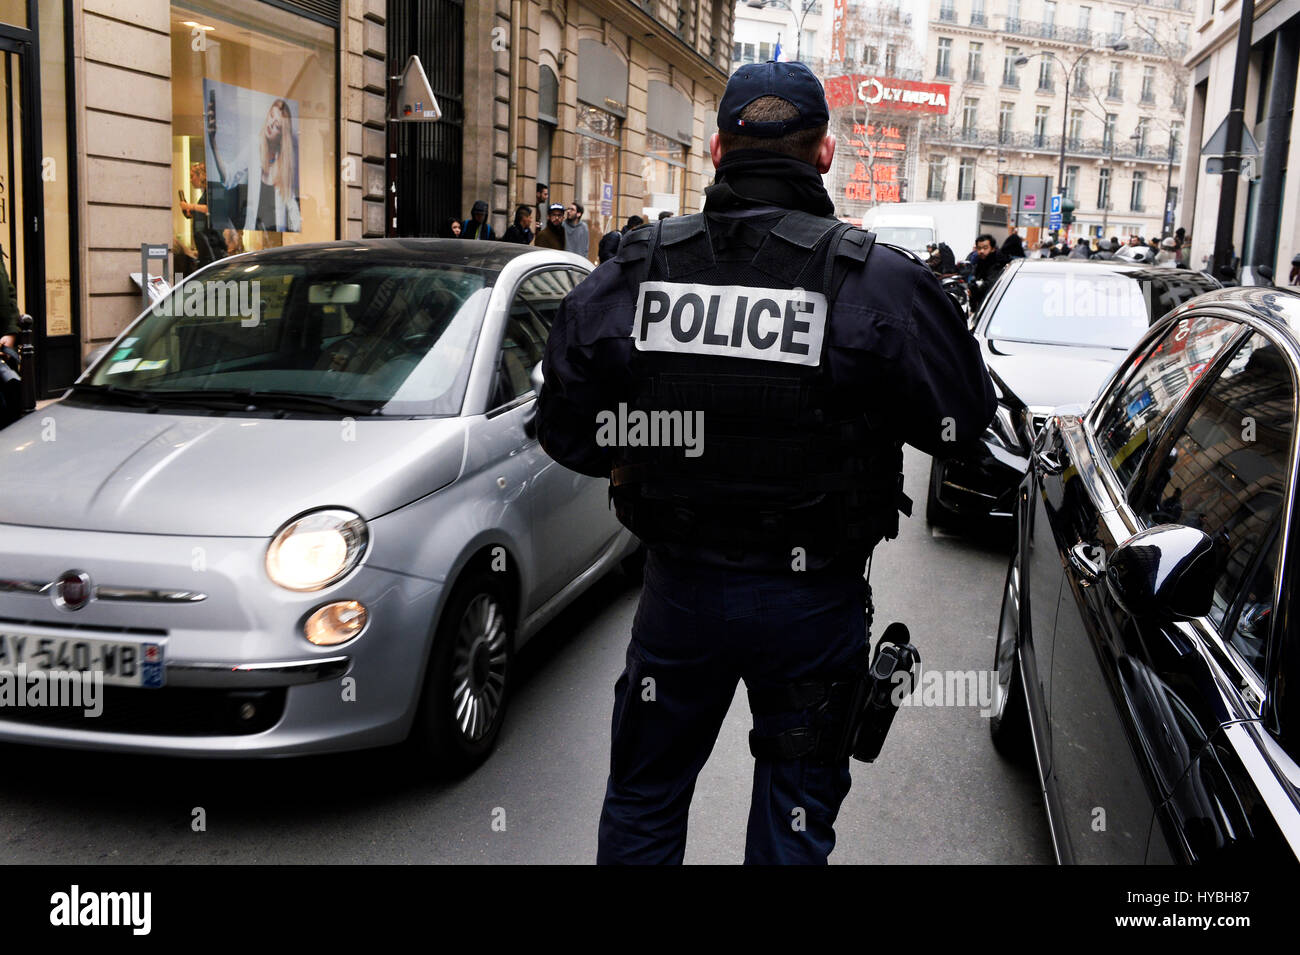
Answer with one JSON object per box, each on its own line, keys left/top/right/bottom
{"left": 0, "top": 448, "right": 1054, "bottom": 864}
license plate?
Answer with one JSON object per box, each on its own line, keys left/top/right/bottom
{"left": 0, "top": 632, "right": 165, "bottom": 688}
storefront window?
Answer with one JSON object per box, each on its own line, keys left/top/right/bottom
{"left": 642, "top": 132, "right": 685, "bottom": 218}
{"left": 170, "top": 2, "right": 336, "bottom": 276}
{"left": 575, "top": 104, "right": 620, "bottom": 253}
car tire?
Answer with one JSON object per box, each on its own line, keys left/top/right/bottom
{"left": 926, "top": 457, "right": 955, "bottom": 528}
{"left": 990, "top": 552, "right": 1032, "bottom": 763}
{"left": 410, "top": 570, "right": 514, "bottom": 777}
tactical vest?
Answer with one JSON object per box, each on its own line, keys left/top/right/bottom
{"left": 607, "top": 209, "right": 910, "bottom": 564}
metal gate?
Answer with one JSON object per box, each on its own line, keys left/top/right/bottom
{"left": 388, "top": 0, "right": 464, "bottom": 237}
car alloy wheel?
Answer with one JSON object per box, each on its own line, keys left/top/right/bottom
{"left": 989, "top": 551, "right": 1031, "bottom": 761}
{"left": 451, "top": 593, "right": 508, "bottom": 742}
{"left": 411, "top": 570, "right": 513, "bottom": 776}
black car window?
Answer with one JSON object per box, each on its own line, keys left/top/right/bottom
{"left": 1092, "top": 315, "right": 1241, "bottom": 490}
{"left": 1134, "top": 333, "right": 1294, "bottom": 673}
{"left": 1130, "top": 271, "right": 1223, "bottom": 323}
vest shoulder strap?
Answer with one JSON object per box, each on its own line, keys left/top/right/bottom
{"left": 751, "top": 211, "right": 842, "bottom": 287}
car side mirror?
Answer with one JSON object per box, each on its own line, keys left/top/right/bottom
{"left": 1105, "top": 524, "right": 1216, "bottom": 620}
{"left": 530, "top": 362, "right": 544, "bottom": 395}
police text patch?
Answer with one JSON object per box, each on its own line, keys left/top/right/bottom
{"left": 631, "top": 281, "right": 826, "bottom": 367}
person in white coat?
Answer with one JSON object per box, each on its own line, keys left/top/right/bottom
{"left": 223, "top": 98, "right": 302, "bottom": 233}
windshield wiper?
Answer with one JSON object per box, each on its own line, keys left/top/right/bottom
{"left": 67, "top": 383, "right": 162, "bottom": 408}
{"left": 148, "top": 388, "right": 382, "bottom": 415}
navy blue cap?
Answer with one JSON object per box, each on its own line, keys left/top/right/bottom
{"left": 717, "top": 61, "right": 830, "bottom": 137}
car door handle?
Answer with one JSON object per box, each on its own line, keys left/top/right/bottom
{"left": 1033, "top": 445, "right": 1064, "bottom": 474}
{"left": 1068, "top": 542, "right": 1103, "bottom": 584}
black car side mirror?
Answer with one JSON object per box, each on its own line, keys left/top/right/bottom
{"left": 1105, "top": 524, "right": 1216, "bottom": 621}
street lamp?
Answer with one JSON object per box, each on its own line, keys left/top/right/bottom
{"left": 745, "top": 0, "right": 820, "bottom": 62}
{"left": 1015, "top": 39, "right": 1128, "bottom": 198}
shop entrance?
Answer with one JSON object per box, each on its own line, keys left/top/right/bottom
{"left": 0, "top": 29, "right": 51, "bottom": 393}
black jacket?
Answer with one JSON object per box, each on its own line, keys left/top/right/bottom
{"left": 537, "top": 170, "right": 997, "bottom": 560}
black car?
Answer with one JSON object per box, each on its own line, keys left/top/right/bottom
{"left": 927, "top": 259, "right": 1221, "bottom": 526}
{"left": 992, "top": 286, "right": 1300, "bottom": 863}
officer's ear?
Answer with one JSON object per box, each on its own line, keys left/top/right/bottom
{"left": 709, "top": 132, "right": 723, "bottom": 170}
{"left": 815, "top": 134, "right": 836, "bottom": 175}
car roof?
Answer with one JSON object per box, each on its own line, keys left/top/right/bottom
{"left": 1009, "top": 258, "right": 1210, "bottom": 281}
{"left": 211, "top": 238, "right": 570, "bottom": 271}
{"left": 1170, "top": 285, "right": 1300, "bottom": 347}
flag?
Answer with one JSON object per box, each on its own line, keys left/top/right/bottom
{"left": 773, "top": 39, "right": 784, "bottom": 62}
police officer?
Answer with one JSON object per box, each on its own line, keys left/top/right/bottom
{"left": 536, "top": 61, "right": 995, "bottom": 865}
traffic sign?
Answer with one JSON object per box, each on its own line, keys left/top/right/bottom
{"left": 1049, "top": 193, "right": 1062, "bottom": 231}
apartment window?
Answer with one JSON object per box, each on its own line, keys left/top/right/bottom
{"left": 968, "top": 42, "right": 984, "bottom": 80}
{"left": 1177, "top": 23, "right": 1189, "bottom": 47}
{"left": 962, "top": 97, "right": 979, "bottom": 135}
{"left": 958, "top": 158, "right": 976, "bottom": 200}
{"left": 1141, "top": 65, "right": 1155, "bottom": 103}
{"left": 998, "top": 102, "right": 1014, "bottom": 143}
{"left": 1068, "top": 108, "right": 1083, "bottom": 144}
{"left": 1033, "top": 105, "right": 1050, "bottom": 146}
{"left": 846, "top": 38, "right": 859, "bottom": 63}
{"left": 1073, "top": 58, "right": 1087, "bottom": 92}
{"left": 886, "top": 44, "right": 897, "bottom": 73}
{"left": 1043, "top": 0, "right": 1057, "bottom": 28}
{"left": 1133, "top": 116, "right": 1154, "bottom": 153}
{"left": 864, "top": 45, "right": 879, "bottom": 66}
{"left": 1130, "top": 171, "right": 1145, "bottom": 211}
{"left": 927, "top": 157, "right": 947, "bottom": 200}
{"left": 1170, "top": 121, "right": 1183, "bottom": 159}
{"left": 1173, "top": 84, "right": 1186, "bottom": 110}
{"left": 937, "top": 37, "right": 953, "bottom": 77}
{"left": 803, "top": 30, "right": 816, "bottom": 56}
{"left": 1098, "top": 167, "right": 1111, "bottom": 207}
{"left": 733, "top": 40, "right": 741, "bottom": 62}
{"left": 940, "top": 0, "right": 956, "bottom": 21}
{"left": 1009, "top": 0, "right": 1021, "bottom": 23}
{"left": 1108, "top": 61, "right": 1122, "bottom": 99}
{"left": 1064, "top": 164, "right": 1079, "bottom": 200}
{"left": 1038, "top": 59, "right": 1054, "bottom": 91}
{"left": 971, "top": 0, "right": 986, "bottom": 25}
{"left": 1003, "top": 47, "right": 1020, "bottom": 86}
{"left": 1111, "top": 11, "right": 1125, "bottom": 40}
{"left": 738, "top": 42, "right": 757, "bottom": 64}
{"left": 1103, "top": 112, "right": 1117, "bottom": 149}
{"left": 1078, "top": 6, "right": 1091, "bottom": 32}
{"left": 759, "top": 41, "right": 772, "bottom": 62}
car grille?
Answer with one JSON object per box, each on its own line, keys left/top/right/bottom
{"left": 0, "top": 686, "right": 286, "bottom": 736}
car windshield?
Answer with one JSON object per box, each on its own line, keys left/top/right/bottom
{"left": 84, "top": 259, "right": 494, "bottom": 416}
{"left": 982, "top": 270, "right": 1153, "bottom": 349}
{"left": 873, "top": 227, "right": 933, "bottom": 250}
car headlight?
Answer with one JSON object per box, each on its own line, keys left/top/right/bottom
{"left": 985, "top": 404, "right": 1024, "bottom": 453}
{"left": 266, "top": 509, "right": 368, "bottom": 592}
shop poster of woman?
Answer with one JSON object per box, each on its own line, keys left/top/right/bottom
{"left": 202, "top": 78, "right": 302, "bottom": 234}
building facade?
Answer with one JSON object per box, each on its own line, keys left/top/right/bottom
{"left": 920, "top": 0, "right": 1194, "bottom": 246}
{"left": 0, "top": 0, "right": 384, "bottom": 397}
{"left": 1180, "top": 0, "right": 1300, "bottom": 278}
{"left": 431, "top": 0, "right": 732, "bottom": 256}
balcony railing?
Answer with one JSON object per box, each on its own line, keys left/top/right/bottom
{"left": 1001, "top": 75, "right": 1020, "bottom": 89}
{"left": 939, "top": 7, "right": 957, "bottom": 22}
{"left": 923, "top": 126, "right": 1184, "bottom": 163}
{"left": 936, "top": 65, "right": 953, "bottom": 78}
{"left": 966, "top": 69, "right": 985, "bottom": 83}
{"left": 1140, "top": 91, "right": 1155, "bottom": 104}
{"left": 970, "top": 13, "right": 987, "bottom": 26}
{"left": 1004, "top": 19, "right": 1100, "bottom": 45}
{"left": 1037, "top": 80, "right": 1055, "bottom": 93}
{"left": 1107, "top": 85, "right": 1123, "bottom": 101}
{"left": 1071, "top": 83, "right": 1089, "bottom": 98}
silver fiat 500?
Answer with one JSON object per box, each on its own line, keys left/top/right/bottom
{"left": 0, "top": 239, "right": 636, "bottom": 773}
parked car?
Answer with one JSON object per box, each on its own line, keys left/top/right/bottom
{"left": 991, "top": 286, "right": 1300, "bottom": 862}
{"left": 927, "top": 258, "right": 1221, "bottom": 527}
{"left": 0, "top": 239, "right": 638, "bottom": 773}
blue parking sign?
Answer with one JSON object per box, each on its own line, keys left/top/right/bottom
{"left": 1049, "top": 194, "right": 1062, "bottom": 231}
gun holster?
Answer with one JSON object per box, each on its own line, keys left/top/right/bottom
{"left": 747, "top": 621, "right": 920, "bottom": 766}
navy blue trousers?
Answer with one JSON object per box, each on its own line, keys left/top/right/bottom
{"left": 597, "top": 551, "right": 868, "bottom": 865}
